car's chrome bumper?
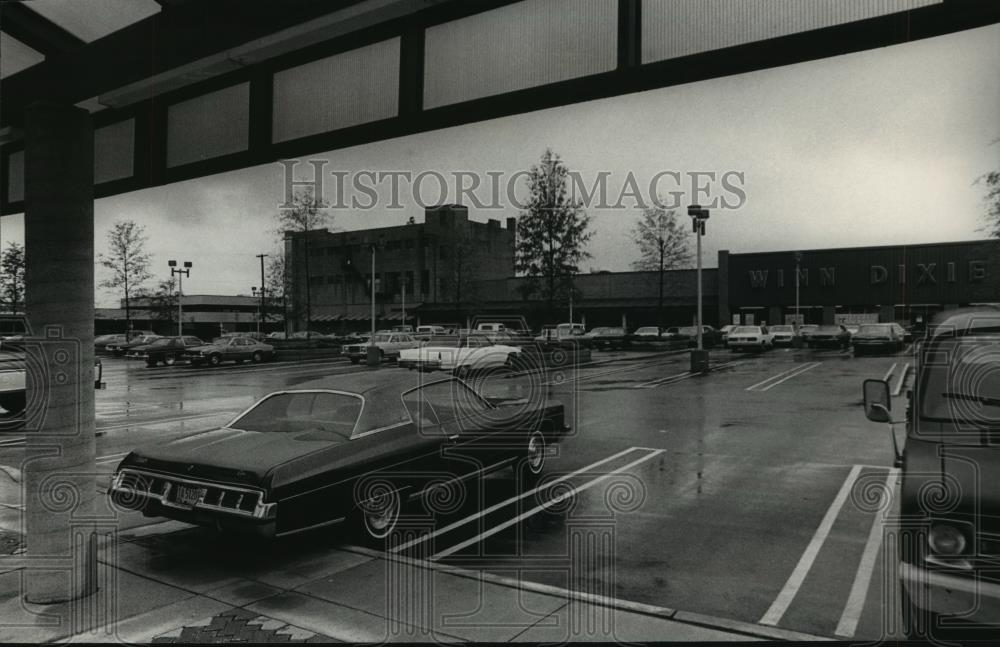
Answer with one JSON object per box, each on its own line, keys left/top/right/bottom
{"left": 109, "top": 469, "right": 276, "bottom": 523}
{"left": 901, "top": 561, "right": 1000, "bottom": 624}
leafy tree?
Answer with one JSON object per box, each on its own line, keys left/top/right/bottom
{"left": 0, "top": 242, "right": 25, "bottom": 314}
{"left": 514, "top": 149, "right": 594, "bottom": 320}
{"left": 631, "top": 207, "right": 693, "bottom": 328}
{"left": 143, "top": 277, "right": 178, "bottom": 330}
{"left": 980, "top": 169, "right": 1000, "bottom": 237}
{"left": 277, "top": 188, "right": 330, "bottom": 335}
{"left": 264, "top": 253, "right": 287, "bottom": 333}
{"left": 98, "top": 221, "right": 152, "bottom": 334}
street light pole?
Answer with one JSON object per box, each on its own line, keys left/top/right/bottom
{"left": 256, "top": 253, "right": 267, "bottom": 335}
{"left": 367, "top": 243, "right": 378, "bottom": 366}
{"left": 168, "top": 260, "right": 192, "bottom": 337}
{"left": 401, "top": 275, "right": 406, "bottom": 329}
{"left": 795, "top": 251, "right": 802, "bottom": 327}
{"left": 687, "top": 205, "right": 709, "bottom": 372}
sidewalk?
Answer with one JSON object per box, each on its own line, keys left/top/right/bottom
{"left": 0, "top": 521, "right": 826, "bottom": 643}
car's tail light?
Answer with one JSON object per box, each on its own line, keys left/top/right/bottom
{"left": 928, "top": 522, "right": 970, "bottom": 555}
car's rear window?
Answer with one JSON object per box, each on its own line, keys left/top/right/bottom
{"left": 919, "top": 339, "right": 1000, "bottom": 426}
{"left": 858, "top": 324, "right": 891, "bottom": 334}
{"left": 731, "top": 326, "right": 759, "bottom": 334}
{"left": 770, "top": 326, "right": 793, "bottom": 332}
{"left": 230, "top": 391, "right": 363, "bottom": 438}
{"left": 816, "top": 326, "right": 843, "bottom": 333}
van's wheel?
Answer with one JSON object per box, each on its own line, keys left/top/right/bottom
{"left": 251, "top": 351, "right": 263, "bottom": 363}
{"left": 163, "top": 354, "right": 176, "bottom": 366}
{"left": 208, "top": 354, "right": 222, "bottom": 367}
{"left": 355, "top": 486, "right": 401, "bottom": 543}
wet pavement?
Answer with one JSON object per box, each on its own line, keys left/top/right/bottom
{"left": 0, "top": 345, "right": 914, "bottom": 640}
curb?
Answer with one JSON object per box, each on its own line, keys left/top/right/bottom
{"left": 339, "top": 545, "right": 831, "bottom": 642}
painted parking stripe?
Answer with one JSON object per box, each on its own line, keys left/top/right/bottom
{"left": 835, "top": 467, "right": 899, "bottom": 638}
{"left": 391, "top": 446, "right": 649, "bottom": 553}
{"left": 892, "top": 363, "right": 911, "bottom": 397}
{"left": 881, "top": 363, "right": 897, "bottom": 383}
{"left": 760, "top": 464, "right": 863, "bottom": 627}
{"left": 634, "top": 358, "right": 742, "bottom": 389}
{"left": 430, "top": 449, "right": 665, "bottom": 561}
{"left": 745, "top": 362, "right": 821, "bottom": 392}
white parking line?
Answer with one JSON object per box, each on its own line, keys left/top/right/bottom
{"left": 835, "top": 467, "right": 899, "bottom": 638}
{"left": 892, "top": 364, "right": 910, "bottom": 397}
{"left": 633, "top": 358, "right": 742, "bottom": 389}
{"left": 391, "top": 446, "right": 649, "bottom": 553}
{"left": 760, "top": 464, "right": 863, "bottom": 626}
{"left": 430, "top": 449, "right": 665, "bottom": 561}
{"left": 745, "top": 362, "right": 821, "bottom": 392}
{"left": 96, "top": 411, "right": 237, "bottom": 432}
{"left": 881, "top": 363, "right": 897, "bottom": 383}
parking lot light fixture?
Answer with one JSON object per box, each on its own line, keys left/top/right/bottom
{"left": 687, "top": 205, "right": 710, "bottom": 372}
{"left": 169, "top": 260, "right": 192, "bottom": 337}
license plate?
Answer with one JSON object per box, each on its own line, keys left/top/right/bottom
{"left": 175, "top": 485, "right": 205, "bottom": 507}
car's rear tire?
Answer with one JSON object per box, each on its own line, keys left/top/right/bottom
{"left": 208, "top": 354, "right": 222, "bottom": 367}
{"left": 251, "top": 351, "right": 263, "bottom": 363}
{"left": 163, "top": 354, "right": 176, "bottom": 366}
{"left": 518, "top": 430, "right": 547, "bottom": 489}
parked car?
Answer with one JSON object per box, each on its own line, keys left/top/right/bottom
{"left": 108, "top": 371, "right": 570, "bottom": 542}
{"left": 719, "top": 324, "right": 735, "bottom": 346}
{"left": 844, "top": 324, "right": 862, "bottom": 336}
{"left": 0, "top": 354, "right": 103, "bottom": 416}
{"left": 414, "top": 325, "right": 448, "bottom": 341}
{"left": 585, "top": 326, "right": 629, "bottom": 350}
{"left": 289, "top": 331, "right": 327, "bottom": 340}
{"left": 805, "top": 324, "right": 851, "bottom": 349}
{"left": 185, "top": 336, "right": 277, "bottom": 367}
{"left": 398, "top": 333, "right": 521, "bottom": 375}
{"left": 677, "top": 325, "right": 721, "bottom": 349}
{"left": 127, "top": 336, "right": 207, "bottom": 367}
{"left": 475, "top": 322, "right": 507, "bottom": 333}
{"left": 535, "top": 323, "right": 587, "bottom": 343}
{"left": 862, "top": 307, "right": 1000, "bottom": 639}
{"left": 727, "top": 325, "right": 773, "bottom": 352}
{"left": 95, "top": 333, "right": 128, "bottom": 353}
{"left": 341, "top": 332, "right": 419, "bottom": 364}
{"left": 105, "top": 334, "right": 162, "bottom": 356}
{"left": 768, "top": 324, "right": 796, "bottom": 347}
{"left": 852, "top": 323, "right": 906, "bottom": 355}
{"left": 390, "top": 325, "right": 414, "bottom": 333}
{"left": 798, "top": 324, "right": 820, "bottom": 340}
{"left": 633, "top": 326, "right": 663, "bottom": 339}
{"left": 266, "top": 332, "right": 287, "bottom": 340}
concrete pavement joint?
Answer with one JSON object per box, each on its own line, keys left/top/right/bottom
{"left": 341, "top": 544, "right": 830, "bottom": 642}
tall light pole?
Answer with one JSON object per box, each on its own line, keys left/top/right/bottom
{"left": 794, "top": 251, "right": 802, "bottom": 327}
{"left": 168, "top": 260, "right": 192, "bottom": 337}
{"left": 256, "top": 253, "right": 268, "bottom": 334}
{"left": 252, "top": 287, "right": 261, "bottom": 335}
{"left": 367, "top": 242, "right": 378, "bottom": 366}
{"left": 401, "top": 274, "right": 407, "bottom": 329}
{"left": 687, "top": 205, "right": 709, "bottom": 372}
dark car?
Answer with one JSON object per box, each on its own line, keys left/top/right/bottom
{"left": 805, "top": 324, "right": 851, "bottom": 349}
{"left": 862, "top": 307, "right": 1000, "bottom": 639}
{"left": 852, "top": 323, "right": 906, "bottom": 355}
{"left": 585, "top": 326, "right": 629, "bottom": 350}
{"left": 127, "top": 335, "right": 206, "bottom": 367}
{"left": 108, "top": 371, "right": 570, "bottom": 542}
{"left": 105, "top": 334, "right": 162, "bottom": 356}
{"left": 185, "top": 336, "right": 276, "bottom": 366}
{"left": 678, "top": 325, "right": 720, "bottom": 349}
{"left": 95, "top": 333, "right": 128, "bottom": 354}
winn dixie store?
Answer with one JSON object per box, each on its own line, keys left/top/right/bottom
{"left": 718, "top": 240, "right": 1000, "bottom": 328}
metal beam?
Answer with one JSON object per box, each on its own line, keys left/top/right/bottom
{"left": 0, "top": 2, "right": 86, "bottom": 60}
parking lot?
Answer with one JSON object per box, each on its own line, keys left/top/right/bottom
{"left": 0, "top": 343, "right": 915, "bottom": 640}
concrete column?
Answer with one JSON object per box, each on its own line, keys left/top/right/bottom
{"left": 822, "top": 306, "right": 836, "bottom": 325}
{"left": 23, "top": 102, "right": 97, "bottom": 604}
{"left": 717, "top": 250, "right": 730, "bottom": 328}
{"left": 879, "top": 305, "right": 895, "bottom": 323}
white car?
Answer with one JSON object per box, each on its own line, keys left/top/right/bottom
{"left": 727, "top": 325, "right": 774, "bottom": 352}
{"left": 633, "top": 326, "right": 663, "bottom": 339}
{"left": 398, "top": 334, "right": 521, "bottom": 375}
{"left": 341, "top": 332, "right": 419, "bottom": 364}
{"left": 534, "top": 323, "right": 586, "bottom": 342}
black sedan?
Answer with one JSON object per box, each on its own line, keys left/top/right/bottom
{"left": 804, "top": 324, "right": 851, "bottom": 349}
{"left": 126, "top": 335, "right": 207, "bottom": 367}
{"left": 108, "top": 371, "right": 570, "bottom": 542}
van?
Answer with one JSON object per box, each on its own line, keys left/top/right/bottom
{"left": 863, "top": 307, "right": 1000, "bottom": 639}
{"left": 475, "top": 323, "right": 506, "bottom": 333}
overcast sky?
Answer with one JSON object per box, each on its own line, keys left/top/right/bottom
{"left": 2, "top": 23, "right": 998, "bottom": 308}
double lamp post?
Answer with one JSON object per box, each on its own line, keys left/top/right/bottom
{"left": 687, "top": 204, "right": 710, "bottom": 373}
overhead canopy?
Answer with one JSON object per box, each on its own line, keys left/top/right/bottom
{"left": 2, "top": 0, "right": 998, "bottom": 214}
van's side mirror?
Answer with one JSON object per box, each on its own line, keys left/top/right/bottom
{"left": 863, "top": 379, "right": 892, "bottom": 423}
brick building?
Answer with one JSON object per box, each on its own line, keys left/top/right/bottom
{"left": 284, "top": 204, "right": 516, "bottom": 330}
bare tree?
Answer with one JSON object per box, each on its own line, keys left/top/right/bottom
{"left": 141, "top": 277, "right": 178, "bottom": 330}
{"left": 515, "top": 149, "right": 594, "bottom": 320}
{"left": 98, "top": 221, "right": 153, "bottom": 334}
{"left": 980, "top": 170, "right": 1000, "bottom": 238}
{"left": 632, "top": 207, "right": 692, "bottom": 328}
{"left": 0, "top": 242, "right": 25, "bottom": 314}
{"left": 277, "top": 188, "right": 330, "bottom": 336}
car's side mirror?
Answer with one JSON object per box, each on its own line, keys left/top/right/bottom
{"left": 862, "top": 378, "right": 892, "bottom": 423}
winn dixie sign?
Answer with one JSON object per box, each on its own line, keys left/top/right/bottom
{"left": 746, "top": 261, "right": 988, "bottom": 289}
